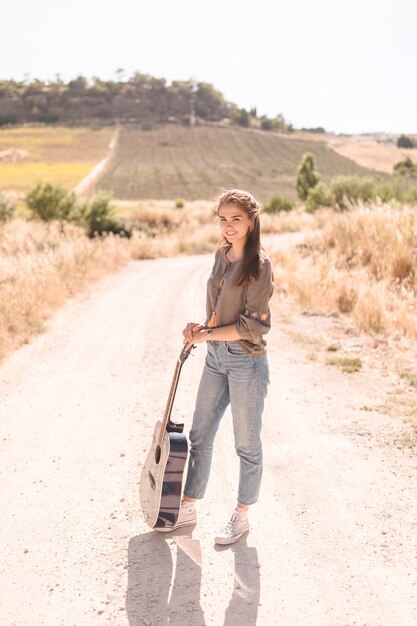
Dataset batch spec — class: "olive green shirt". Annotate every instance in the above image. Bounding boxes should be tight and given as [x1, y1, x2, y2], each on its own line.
[206, 245, 274, 355]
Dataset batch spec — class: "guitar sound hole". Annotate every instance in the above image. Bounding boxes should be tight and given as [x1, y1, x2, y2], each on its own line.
[155, 445, 161, 464]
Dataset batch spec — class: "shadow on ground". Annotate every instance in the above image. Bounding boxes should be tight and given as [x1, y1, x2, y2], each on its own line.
[126, 531, 260, 625]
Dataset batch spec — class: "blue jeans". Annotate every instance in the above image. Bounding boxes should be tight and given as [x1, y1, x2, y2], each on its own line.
[184, 341, 270, 505]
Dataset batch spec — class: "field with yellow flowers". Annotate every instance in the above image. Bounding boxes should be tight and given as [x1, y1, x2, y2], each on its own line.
[0, 126, 114, 194]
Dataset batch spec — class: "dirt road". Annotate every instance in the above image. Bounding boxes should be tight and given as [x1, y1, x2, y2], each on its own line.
[0, 252, 416, 626]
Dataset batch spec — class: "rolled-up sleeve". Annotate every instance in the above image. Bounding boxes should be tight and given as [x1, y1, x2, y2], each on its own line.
[235, 258, 274, 344]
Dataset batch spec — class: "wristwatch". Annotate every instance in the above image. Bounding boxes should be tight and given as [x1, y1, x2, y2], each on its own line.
[206, 328, 213, 336]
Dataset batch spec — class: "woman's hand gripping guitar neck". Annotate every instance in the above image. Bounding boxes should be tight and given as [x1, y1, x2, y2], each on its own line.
[182, 322, 241, 351]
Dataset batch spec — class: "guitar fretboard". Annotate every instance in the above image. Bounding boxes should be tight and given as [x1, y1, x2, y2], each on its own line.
[157, 359, 183, 448]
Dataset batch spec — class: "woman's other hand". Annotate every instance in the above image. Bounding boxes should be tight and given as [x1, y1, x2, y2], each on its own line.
[182, 322, 204, 346]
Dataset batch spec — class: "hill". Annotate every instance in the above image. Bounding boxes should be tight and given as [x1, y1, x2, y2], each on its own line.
[0, 75, 290, 132]
[329, 137, 417, 174]
[98, 124, 380, 201]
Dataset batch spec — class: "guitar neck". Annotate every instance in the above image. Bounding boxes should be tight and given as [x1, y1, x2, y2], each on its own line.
[158, 359, 183, 443]
[157, 344, 194, 447]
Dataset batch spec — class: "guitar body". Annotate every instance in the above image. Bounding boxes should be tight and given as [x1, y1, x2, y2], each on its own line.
[140, 420, 188, 530]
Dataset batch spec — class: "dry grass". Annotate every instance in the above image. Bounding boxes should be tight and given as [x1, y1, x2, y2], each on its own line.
[326, 356, 362, 373]
[0, 200, 219, 360]
[375, 389, 417, 450]
[380, 390, 417, 420]
[329, 138, 417, 175]
[116, 199, 309, 256]
[260, 209, 317, 233]
[0, 195, 309, 361]
[274, 205, 417, 339]
[116, 199, 219, 258]
[0, 126, 113, 194]
[0, 219, 130, 360]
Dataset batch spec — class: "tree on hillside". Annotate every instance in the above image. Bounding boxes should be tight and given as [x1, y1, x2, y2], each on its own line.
[301, 127, 326, 134]
[235, 108, 250, 127]
[194, 82, 226, 120]
[260, 117, 273, 131]
[296, 153, 321, 201]
[68, 75, 88, 93]
[397, 135, 414, 149]
[394, 157, 417, 176]
[0, 73, 294, 129]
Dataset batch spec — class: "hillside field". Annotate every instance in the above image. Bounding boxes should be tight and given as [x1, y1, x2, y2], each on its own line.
[0, 126, 114, 193]
[329, 137, 417, 174]
[98, 124, 378, 201]
[0, 123, 389, 201]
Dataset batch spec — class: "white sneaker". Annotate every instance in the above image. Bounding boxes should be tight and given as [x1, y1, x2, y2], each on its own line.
[153, 501, 197, 532]
[215, 507, 250, 545]
[175, 501, 197, 529]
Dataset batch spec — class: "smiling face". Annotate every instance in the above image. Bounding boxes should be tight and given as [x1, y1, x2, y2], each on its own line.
[217, 203, 252, 247]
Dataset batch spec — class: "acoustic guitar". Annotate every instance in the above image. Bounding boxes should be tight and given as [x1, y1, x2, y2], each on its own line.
[140, 344, 194, 531]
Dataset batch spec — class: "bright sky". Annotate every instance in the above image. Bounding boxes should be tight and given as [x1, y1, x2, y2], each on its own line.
[2, 0, 416, 134]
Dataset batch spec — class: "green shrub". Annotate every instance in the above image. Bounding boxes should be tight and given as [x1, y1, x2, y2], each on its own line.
[81, 192, 129, 238]
[0, 113, 18, 126]
[175, 198, 185, 208]
[325, 175, 417, 208]
[330, 176, 376, 210]
[306, 182, 334, 212]
[26, 182, 77, 224]
[296, 153, 321, 201]
[0, 193, 16, 222]
[300, 127, 326, 134]
[37, 112, 60, 124]
[394, 157, 417, 176]
[260, 114, 291, 133]
[375, 179, 402, 203]
[403, 186, 417, 205]
[373, 178, 417, 205]
[263, 193, 295, 213]
[397, 135, 414, 149]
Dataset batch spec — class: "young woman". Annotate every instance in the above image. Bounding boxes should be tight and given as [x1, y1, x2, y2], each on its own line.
[159, 189, 274, 544]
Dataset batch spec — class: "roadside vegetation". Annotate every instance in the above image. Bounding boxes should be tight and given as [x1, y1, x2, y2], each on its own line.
[273, 204, 417, 339]
[268, 153, 417, 340]
[0, 188, 220, 359]
[0, 171, 322, 361]
[1, 130, 417, 379]
[0, 218, 130, 360]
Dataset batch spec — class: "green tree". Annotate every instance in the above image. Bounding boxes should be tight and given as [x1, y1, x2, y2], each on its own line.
[194, 82, 226, 120]
[397, 135, 414, 149]
[26, 182, 77, 228]
[394, 157, 417, 176]
[260, 117, 273, 131]
[236, 109, 250, 127]
[81, 192, 128, 238]
[68, 75, 88, 92]
[296, 153, 321, 201]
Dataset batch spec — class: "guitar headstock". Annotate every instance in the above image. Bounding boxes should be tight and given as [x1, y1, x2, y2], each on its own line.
[179, 344, 195, 363]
